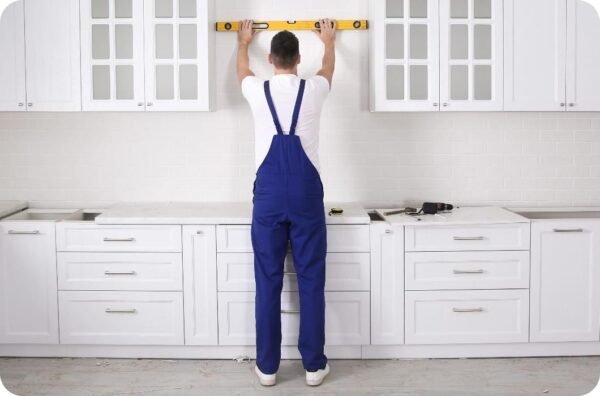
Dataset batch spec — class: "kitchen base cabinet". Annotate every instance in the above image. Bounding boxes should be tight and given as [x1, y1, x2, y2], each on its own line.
[0, 222, 59, 344]
[530, 221, 600, 342]
[217, 292, 370, 346]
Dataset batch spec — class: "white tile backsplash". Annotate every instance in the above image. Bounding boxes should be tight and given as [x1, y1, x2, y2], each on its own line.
[1, 0, 600, 207]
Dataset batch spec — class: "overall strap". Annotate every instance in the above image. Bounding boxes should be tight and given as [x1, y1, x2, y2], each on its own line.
[264, 81, 284, 135]
[289, 79, 306, 136]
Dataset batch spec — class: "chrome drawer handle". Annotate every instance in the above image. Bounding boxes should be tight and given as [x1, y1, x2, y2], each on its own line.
[553, 228, 583, 233]
[284, 271, 297, 275]
[281, 309, 300, 314]
[453, 236, 485, 241]
[385, 230, 394, 234]
[104, 270, 137, 276]
[105, 308, 137, 314]
[453, 269, 484, 274]
[196, 230, 204, 235]
[453, 307, 484, 313]
[8, 230, 40, 235]
[103, 237, 136, 242]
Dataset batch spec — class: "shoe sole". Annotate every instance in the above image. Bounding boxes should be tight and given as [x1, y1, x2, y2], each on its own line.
[306, 365, 330, 387]
[255, 366, 276, 387]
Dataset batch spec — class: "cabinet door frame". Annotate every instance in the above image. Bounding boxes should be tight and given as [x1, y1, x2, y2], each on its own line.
[439, 0, 504, 111]
[0, 1, 26, 112]
[370, 0, 440, 112]
[24, 0, 81, 111]
[80, 0, 146, 111]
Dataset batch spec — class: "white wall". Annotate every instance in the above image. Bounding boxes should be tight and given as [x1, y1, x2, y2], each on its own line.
[0, 0, 599, 207]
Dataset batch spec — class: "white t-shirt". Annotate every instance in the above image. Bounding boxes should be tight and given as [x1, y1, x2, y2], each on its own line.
[241, 74, 330, 172]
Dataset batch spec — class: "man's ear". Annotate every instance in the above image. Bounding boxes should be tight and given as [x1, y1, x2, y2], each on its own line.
[297, 54, 301, 65]
[268, 54, 273, 65]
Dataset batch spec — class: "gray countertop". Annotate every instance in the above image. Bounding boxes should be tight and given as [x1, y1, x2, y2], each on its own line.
[0, 201, 27, 219]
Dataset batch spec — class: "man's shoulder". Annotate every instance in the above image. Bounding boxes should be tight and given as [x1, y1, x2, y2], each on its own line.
[241, 76, 264, 98]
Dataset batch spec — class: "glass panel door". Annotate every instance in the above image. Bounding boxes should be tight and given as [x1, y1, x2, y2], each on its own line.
[382, 0, 439, 110]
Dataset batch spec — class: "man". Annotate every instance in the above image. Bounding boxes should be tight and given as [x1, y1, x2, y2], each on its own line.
[237, 19, 336, 387]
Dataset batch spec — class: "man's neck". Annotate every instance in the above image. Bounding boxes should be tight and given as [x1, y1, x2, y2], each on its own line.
[274, 68, 298, 76]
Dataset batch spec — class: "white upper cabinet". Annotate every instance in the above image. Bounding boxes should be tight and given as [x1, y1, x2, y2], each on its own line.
[370, 0, 440, 111]
[80, 0, 146, 111]
[504, 0, 567, 111]
[439, 0, 503, 111]
[24, 0, 82, 111]
[566, 0, 600, 111]
[0, 1, 26, 112]
[80, 0, 214, 111]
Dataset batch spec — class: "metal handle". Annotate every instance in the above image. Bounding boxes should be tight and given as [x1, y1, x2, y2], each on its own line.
[196, 230, 204, 235]
[453, 307, 484, 313]
[281, 309, 300, 314]
[453, 269, 484, 274]
[103, 237, 136, 242]
[560, 103, 566, 107]
[18, 102, 24, 107]
[105, 308, 137, 314]
[433, 102, 439, 107]
[137, 102, 144, 106]
[104, 270, 137, 276]
[442, 103, 449, 107]
[147, 102, 153, 107]
[453, 236, 485, 241]
[284, 271, 297, 275]
[553, 228, 583, 233]
[27, 103, 32, 107]
[385, 230, 394, 235]
[8, 230, 41, 235]
[569, 103, 575, 107]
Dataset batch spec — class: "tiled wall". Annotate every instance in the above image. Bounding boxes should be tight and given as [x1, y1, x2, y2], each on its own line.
[0, 0, 599, 207]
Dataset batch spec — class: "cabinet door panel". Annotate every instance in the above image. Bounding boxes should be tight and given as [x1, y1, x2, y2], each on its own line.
[504, 0, 567, 111]
[0, 1, 26, 111]
[24, 0, 81, 111]
[440, 0, 503, 111]
[530, 221, 600, 342]
[566, 0, 600, 111]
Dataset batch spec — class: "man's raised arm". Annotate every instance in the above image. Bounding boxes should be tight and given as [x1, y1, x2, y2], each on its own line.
[314, 18, 336, 88]
[237, 19, 256, 83]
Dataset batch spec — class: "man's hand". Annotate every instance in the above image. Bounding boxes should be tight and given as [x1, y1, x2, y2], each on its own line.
[238, 19, 256, 46]
[315, 18, 336, 88]
[237, 20, 257, 83]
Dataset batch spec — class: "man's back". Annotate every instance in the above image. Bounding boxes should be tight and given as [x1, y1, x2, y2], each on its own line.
[242, 74, 330, 172]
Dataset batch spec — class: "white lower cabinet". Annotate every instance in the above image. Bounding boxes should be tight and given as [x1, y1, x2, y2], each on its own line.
[530, 221, 600, 342]
[0, 222, 59, 344]
[59, 291, 183, 345]
[217, 292, 370, 346]
[182, 226, 218, 345]
[405, 289, 530, 344]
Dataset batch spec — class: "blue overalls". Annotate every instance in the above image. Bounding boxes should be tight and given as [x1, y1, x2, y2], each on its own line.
[252, 79, 328, 375]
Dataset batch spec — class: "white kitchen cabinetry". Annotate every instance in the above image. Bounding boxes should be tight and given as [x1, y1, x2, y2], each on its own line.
[24, 0, 81, 111]
[566, 0, 600, 111]
[504, 0, 567, 111]
[370, 223, 405, 345]
[0, 1, 26, 111]
[0, 222, 59, 344]
[182, 226, 218, 345]
[530, 221, 600, 342]
[439, 0, 503, 111]
[80, 0, 214, 111]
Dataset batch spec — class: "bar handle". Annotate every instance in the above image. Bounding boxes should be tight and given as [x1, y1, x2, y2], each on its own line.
[453, 236, 485, 241]
[104, 270, 137, 276]
[553, 228, 583, 233]
[452, 307, 484, 313]
[8, 230, 41, 235]
[105, 308, 137, 314]
[281, 309, 300, 314]
[453, 269, 485, 274]
[103, 237, 136, 242]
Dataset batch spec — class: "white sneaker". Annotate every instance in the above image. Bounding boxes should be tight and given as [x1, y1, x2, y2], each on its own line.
[255, 365, 276, 386]
[306, 363, 330, 386]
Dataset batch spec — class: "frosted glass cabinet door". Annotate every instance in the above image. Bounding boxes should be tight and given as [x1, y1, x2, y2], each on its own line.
[80, 0, 145, 111]
[24, 0, 81, 111]
[566, 0, 600, 111]
[0, 1, 26, 112]
[144, 0, 213, 111]
[369, 0, 440, 111]
[504, 0, 567, 111]
[440, 0, 503, 111]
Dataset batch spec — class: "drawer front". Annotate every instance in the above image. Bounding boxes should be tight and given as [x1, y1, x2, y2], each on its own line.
[217, 253, 370, 292]
[217, 292, 370, 346]
[405, 223, 530, 252]
[405, 251, 530, 290]
[57, 253, 183, 291]
[59, 291, 183, 345]
[217, 225, 370, 253]
[57, 225, 182, 252]
[405, 290, 529, 344]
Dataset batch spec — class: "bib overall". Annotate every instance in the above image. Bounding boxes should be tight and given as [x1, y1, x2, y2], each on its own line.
[251, 79, 328, 374]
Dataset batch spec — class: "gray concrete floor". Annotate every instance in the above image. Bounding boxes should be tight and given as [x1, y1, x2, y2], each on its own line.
[0, 357, 599, 396]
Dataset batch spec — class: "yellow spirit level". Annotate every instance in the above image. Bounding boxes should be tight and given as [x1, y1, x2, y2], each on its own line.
[216, 20, 369, 32]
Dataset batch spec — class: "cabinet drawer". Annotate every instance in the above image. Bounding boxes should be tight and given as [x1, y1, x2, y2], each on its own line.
[58, 291, 183, 345]
[405, 290, 529, 344]
[405, 223, 530, 252]
[216, 225, 370, 253]
[57, 224, 182, 252]
[57, 253, 183, 291]
[217, 253, 370, 292]
[405, 251, 530, 290]
[217, 292, 370, 346]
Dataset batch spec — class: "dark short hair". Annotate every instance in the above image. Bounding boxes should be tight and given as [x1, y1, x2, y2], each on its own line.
[271, 31, 300, 69]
